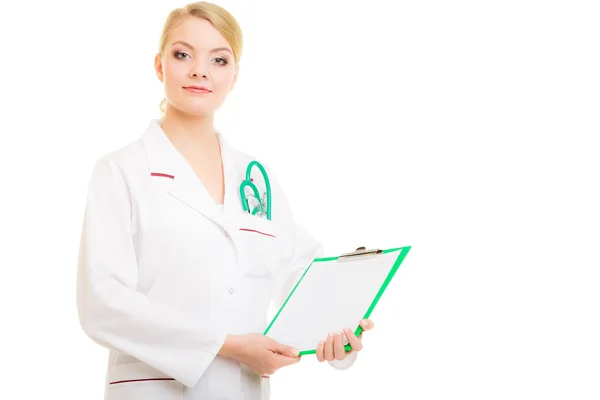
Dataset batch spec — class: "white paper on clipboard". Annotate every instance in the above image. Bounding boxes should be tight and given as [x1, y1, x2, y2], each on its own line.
[263, 246, 410, 354]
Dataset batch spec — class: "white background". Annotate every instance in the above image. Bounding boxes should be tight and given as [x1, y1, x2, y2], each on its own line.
[1, 0, 599, 398]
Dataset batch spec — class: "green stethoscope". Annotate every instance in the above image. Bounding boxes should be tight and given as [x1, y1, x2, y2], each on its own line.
[239, 161, 272, 220]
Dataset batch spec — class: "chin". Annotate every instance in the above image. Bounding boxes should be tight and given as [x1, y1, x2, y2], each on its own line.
[186, 108, 218, 117]
[173, 103, 219, 117]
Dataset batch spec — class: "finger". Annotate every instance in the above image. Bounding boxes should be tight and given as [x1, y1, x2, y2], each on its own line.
[272, 342, 300, 358]
[324, 332, 335, 361]
[276, 353, 301, 367]
[316, 340, 325, 362]
[333, 331, 346, 360]
[344, 327, 363, 352]
[361, 319, 375, 331]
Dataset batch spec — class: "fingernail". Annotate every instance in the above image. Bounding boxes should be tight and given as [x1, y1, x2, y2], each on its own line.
[291, 348, 299, 356]
[328, 332, 334, 337]
[336, 331, 342, 336]
[362, 320, 368, 326]
[344, 328, 351, 333]
[319, 341, 324, 346]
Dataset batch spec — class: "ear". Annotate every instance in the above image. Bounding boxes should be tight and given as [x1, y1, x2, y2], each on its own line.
[154, 53, 164, 83]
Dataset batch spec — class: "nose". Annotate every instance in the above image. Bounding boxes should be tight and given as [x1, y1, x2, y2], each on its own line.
[189, 58, 209, 79]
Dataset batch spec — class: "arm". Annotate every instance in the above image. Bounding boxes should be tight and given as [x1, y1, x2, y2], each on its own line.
[76, 157, 228, 388]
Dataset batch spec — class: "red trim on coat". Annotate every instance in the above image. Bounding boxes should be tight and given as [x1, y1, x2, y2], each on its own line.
[239, 228, 276, 238]
[151, 172, 175, 179]
[109, 378, 175, 385]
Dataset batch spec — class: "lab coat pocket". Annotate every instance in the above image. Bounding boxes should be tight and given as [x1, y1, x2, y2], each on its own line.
[233, 213, 281, 278]
[107, 362, 183, 400]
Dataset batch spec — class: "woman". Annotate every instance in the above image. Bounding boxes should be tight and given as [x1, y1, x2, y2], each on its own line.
[76, 2, 374, 399]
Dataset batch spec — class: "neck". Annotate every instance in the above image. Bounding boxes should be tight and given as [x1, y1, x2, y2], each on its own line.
[160, 106, 220, 160]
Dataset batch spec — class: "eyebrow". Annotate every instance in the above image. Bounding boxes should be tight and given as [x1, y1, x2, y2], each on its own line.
[171, 40, 232, 54]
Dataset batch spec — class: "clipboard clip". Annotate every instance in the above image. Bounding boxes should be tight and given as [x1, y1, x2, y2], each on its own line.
[338, 246, 383, 261]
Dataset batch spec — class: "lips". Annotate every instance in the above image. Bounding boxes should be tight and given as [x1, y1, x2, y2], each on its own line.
[184, 86, 211, 93]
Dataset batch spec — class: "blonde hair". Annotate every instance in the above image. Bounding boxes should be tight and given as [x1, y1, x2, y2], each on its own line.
[157, 1, 243, 115]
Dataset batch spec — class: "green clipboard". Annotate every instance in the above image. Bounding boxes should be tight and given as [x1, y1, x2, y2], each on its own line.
[263, 245, 411, 356]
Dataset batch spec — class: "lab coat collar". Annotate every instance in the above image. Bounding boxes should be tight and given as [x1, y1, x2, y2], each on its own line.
[141, 118, 241, 227]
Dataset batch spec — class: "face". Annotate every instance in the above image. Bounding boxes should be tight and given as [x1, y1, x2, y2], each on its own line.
[155, 17, 238, 117]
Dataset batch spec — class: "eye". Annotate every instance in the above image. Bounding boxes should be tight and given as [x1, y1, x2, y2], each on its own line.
[174, 51, 190, 59]
[213, 57, 228, 66]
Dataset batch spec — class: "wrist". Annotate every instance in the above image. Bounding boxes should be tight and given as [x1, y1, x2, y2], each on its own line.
[219, 334, 243, 359]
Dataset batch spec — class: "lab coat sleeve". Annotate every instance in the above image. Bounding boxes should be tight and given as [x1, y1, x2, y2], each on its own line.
[76, 157, 227, 389]
[269, 169, 323, 312]
[269, 171, 358, 370]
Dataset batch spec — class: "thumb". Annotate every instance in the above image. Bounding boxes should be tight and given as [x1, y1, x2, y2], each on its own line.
[273, 342, 300, 358]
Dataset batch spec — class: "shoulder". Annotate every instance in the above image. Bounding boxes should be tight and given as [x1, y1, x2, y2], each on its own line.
[84, 136, 147, 197]
[94, 138, 144, 173]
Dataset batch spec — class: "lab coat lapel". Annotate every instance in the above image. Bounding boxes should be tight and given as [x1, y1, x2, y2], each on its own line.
[219, 133, 244, 219]
[141, 119, 236, 227]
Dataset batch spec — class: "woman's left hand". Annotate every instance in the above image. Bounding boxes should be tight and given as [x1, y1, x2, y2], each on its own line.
[316, 319, 374, 362]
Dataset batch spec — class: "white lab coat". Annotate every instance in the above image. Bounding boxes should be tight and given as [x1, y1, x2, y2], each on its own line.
[76, 119, 357, 400]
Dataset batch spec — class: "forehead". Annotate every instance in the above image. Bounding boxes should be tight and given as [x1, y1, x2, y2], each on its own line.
[169, 17, 231, 51]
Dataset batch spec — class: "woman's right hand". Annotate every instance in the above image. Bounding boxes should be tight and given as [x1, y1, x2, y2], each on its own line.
[219, 333, 301, 376]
